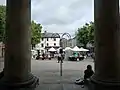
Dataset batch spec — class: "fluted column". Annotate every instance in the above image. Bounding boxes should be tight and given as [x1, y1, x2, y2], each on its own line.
[90, 0, 120, 90]
[0, 0, 38, 88]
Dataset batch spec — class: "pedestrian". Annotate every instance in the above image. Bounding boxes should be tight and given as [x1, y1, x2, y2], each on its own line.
[57, 53, 61, 63]
[42, 53, 45, 60]
[84, 65, 94, 80]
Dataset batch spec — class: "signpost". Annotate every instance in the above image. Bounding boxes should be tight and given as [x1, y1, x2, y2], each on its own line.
[59, 48, 63, 76]
[52, 33, 71, 76]
[60, 58, 62, 76]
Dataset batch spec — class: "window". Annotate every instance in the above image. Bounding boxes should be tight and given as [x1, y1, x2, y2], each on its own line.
[41, 50, 44, 53]
[54, 38, 56, 41]
[41, 44, 44, 47]
[47, 38, 49, 41]
[54, 43, 56, 46]
[42, 38, 44, 41]
[47, 43, 49, 46]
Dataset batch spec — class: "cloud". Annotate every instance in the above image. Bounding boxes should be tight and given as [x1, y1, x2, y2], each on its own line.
[32, 0, 94, 36]
[0, 0, 5, 5]
[0, 0, 94, 37]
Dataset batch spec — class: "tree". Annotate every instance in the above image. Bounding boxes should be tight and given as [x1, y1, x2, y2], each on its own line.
[31, 21, 42, 49]
[87, 22, 94, 43]
[0, 5, 6, 42]
[76, 22, 94, 47]
[0, 5, 42, 48]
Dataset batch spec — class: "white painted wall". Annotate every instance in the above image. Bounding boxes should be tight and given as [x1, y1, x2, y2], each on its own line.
[35, 38, 60, 53]
[40, 38, 60, 47]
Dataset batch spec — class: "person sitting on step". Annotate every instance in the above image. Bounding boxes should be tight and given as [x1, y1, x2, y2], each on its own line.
[75, 65, 94, 85]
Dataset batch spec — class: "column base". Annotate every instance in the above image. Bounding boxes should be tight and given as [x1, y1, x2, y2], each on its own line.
[89, 75, 120, 90]
[0, 73, 39, 89]
[0, 70, 4, 79]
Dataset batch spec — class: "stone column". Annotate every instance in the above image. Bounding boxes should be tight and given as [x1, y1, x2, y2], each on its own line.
[91, 0, 120, 89]
[0, 0, 38, 88]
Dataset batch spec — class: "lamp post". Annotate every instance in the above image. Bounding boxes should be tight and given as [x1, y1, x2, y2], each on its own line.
[60, 33, 71, 76]
[52, 33, 71, 76]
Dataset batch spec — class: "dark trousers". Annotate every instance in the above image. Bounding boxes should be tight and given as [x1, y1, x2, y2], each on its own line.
[58, 57, 63, 63]
[58, 56, 61, 63]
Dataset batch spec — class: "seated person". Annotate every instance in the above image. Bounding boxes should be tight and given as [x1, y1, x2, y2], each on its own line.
[75, 65, 94, 85]
[84, 65, 94, 80]
[0, 69, 4, 79]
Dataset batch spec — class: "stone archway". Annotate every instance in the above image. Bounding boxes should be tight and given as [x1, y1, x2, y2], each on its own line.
[60, 33, 71, 48]
[61, 33, 71, 39]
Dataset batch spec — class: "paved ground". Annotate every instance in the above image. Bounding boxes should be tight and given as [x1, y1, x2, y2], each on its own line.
[32, 58, 94, 90]
[0, 58, 94, 90]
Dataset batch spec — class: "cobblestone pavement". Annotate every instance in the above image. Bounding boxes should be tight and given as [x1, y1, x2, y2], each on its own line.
[0, 58, 94, 90]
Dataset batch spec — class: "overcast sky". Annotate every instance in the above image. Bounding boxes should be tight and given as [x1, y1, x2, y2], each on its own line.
[0, 0, 94, 37]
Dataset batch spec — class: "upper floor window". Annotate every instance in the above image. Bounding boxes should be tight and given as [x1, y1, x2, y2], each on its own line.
[47, 38, 49, 41]
[54, 43, 56, 46]
[54, 38, 56, 41]
[42, 38, 44, 41]
[41, 43, 44, 47]
[47, 43, 49, 46]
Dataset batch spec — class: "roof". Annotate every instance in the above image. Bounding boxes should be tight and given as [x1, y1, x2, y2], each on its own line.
[45, 46, 60, 49]
[67, 37, 77, 41]
[42, 33, 60, 38]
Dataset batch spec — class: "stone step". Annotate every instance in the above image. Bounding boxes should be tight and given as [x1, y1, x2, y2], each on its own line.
[35, 84, 88, 90]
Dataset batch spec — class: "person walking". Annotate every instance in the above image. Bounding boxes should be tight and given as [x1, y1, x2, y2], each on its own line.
[57, 53, 61, 63]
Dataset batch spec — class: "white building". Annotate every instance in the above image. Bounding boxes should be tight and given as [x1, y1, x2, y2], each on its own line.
[35, 31, 60, 54]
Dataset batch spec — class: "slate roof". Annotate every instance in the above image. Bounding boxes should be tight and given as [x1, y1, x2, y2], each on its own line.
[41, 33, 60, 38]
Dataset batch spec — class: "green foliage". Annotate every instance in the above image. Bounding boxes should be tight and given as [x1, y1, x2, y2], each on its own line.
[31, 21, 42, 46]
[76, 21, 94, 47]
[0, 5, 6, 42]
[0, 5, 42, 46]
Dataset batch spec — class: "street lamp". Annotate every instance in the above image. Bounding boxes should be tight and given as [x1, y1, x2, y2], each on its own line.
[52, 33, 71, 76]
[59, 33, 71, 76]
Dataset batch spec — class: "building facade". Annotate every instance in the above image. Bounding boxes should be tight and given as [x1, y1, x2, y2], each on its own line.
[66, 37, 77, 48]
[35, 32, 60, 54]
[61, 38, 68, 49]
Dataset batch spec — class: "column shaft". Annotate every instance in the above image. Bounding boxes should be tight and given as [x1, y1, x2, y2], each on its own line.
[91, 0, 120, 87]
[5, 0, 31, 81]
[0, 0, 38, 88]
